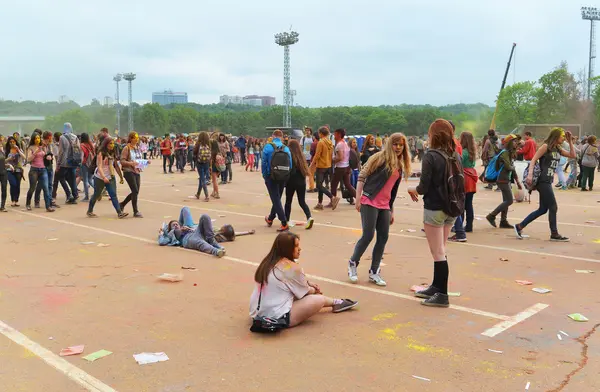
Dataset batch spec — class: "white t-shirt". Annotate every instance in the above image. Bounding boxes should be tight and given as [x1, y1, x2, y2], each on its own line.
[249, 259, 310, 319]
[301, 136, 312, 161]
[335, 140, 350, 168]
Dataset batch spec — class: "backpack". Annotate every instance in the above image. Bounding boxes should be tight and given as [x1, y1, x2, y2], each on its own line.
[215, 153, 226, 172]
[269, 143, 291, 182]
[523, 161, 541, 192]
[430, 149, 465, 218]
[484, 150, 505, 183]
[66, 135, 82, 167]
[197, 145, 211, 164]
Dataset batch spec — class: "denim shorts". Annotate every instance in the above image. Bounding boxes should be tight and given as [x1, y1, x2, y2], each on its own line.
[423, 209, 456, 227]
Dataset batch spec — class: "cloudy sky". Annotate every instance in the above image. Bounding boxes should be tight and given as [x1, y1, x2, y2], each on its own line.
[0, 0, 592, 107]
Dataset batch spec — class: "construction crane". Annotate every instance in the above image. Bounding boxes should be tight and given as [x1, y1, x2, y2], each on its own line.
[490, 43, 517, 130]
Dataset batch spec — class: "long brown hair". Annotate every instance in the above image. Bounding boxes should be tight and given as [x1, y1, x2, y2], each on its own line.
[194, 131, 210, 156]
[362, 134, 375, 154]
[287, 140, 309, 177]
[544, 127, 565, 150]
[254, 232, 299, 284]
[360, 132, 411, 178]
[460, 131, 476, 161]
[428, 119, 455, 156]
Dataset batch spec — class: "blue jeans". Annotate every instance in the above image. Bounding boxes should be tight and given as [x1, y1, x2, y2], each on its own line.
[7, 171, 22, 202]
[351, 168, 359, 189]
[26, 167, 51, 208]
[81, 165, 94, 199]
[254, 153, 259, 170]
[179, 207, 222, 255]
[88, 177, 121, 214]
[196, 163, 209, 198]
[452, 215, 466, 238]
[265, 178, 286, 225]
[35, 166, 54, 205]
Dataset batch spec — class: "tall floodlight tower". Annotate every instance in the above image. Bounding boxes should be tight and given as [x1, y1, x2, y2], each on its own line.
[113, 74, 122, 134]
[274, 30, 299, 128]
[582, 7, 600, 100]
[123, 73, 136, 132]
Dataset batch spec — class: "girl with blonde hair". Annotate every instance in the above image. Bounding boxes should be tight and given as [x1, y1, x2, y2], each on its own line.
[347, 133, 411, 287]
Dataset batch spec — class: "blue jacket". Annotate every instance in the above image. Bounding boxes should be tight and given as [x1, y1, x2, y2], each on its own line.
[236, 137, 247, 150]
[261, 138, 292, 180]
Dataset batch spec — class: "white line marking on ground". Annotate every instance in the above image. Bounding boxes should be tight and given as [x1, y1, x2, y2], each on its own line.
[0, 320, 117, 392]
[13, 211, 511, 322]
[139, 198, 600, 264]
[480, 303, 550, 337]
[158, 184, 599, 228]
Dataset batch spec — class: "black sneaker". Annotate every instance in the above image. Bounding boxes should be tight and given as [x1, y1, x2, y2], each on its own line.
[421, 292, 450, 308]
[486, 214, 497, 228]
[448, 234, 467, 243]
[499, 220, 514, 229]
[34, 203, 40, 209]
[415, 286, 441, 299]
[514, 224, 523, 239]
[550, 234, 569, 242]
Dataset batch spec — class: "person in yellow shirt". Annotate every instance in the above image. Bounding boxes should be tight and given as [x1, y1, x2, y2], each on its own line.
[310, 126, 337, 210]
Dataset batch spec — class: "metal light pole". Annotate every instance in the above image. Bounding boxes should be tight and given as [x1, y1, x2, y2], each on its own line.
[123, 73, 136, 132]
[582, 7, 600, 100]
[113, 74, 122, 135]
[275, 30, 299, 128]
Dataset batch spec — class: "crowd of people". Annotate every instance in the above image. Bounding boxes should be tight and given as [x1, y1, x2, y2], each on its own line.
[1, 121, 598, 330]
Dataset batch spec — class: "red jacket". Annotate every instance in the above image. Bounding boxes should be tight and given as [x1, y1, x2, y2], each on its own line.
[518, 138, 537, 160]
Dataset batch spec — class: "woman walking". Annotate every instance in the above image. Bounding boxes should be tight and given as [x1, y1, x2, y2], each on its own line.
[284, 140, 314, 230]
[87, 137, 127, 218]
[217, 134, 231, 184]
[580, 135, 599, 191]
[193, 132, 211, 201]
[309, 126, 336, 210]
[80, 133, 95, 202]
[245, 142, 255, 172]
[5, 136, 25, 207]
[514, 128, 575, 241]
[408, 119, 463, 307]
[210, 140, 222, 199]
[348, 137, 361, 190]
[120, 131, 147, 218]
[348, 133, 411, 287]
[25, 133, 54, 212]
[460, 131, 478, 232]
[486, 134, 522, 229]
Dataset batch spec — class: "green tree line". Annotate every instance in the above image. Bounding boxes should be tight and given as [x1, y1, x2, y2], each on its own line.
[0, 99, 493, 138]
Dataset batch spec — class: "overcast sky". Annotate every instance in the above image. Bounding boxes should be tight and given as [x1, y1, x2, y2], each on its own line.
[0, 0, 592, 107]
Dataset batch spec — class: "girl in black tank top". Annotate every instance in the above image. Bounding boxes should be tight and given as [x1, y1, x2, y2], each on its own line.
[514, 128, 576, 242]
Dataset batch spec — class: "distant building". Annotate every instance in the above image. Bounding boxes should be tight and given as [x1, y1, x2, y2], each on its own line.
[220, 95, 243, 105]
[152, 90, 188, 105]
[103, 96, 114, 106]
[220, 94, 275, 106]
[58, 95, 69, 103]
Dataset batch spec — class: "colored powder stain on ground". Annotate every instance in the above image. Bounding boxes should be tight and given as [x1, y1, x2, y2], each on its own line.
[372, 312, 397, 321]
[21, 348, 36, 359]
[476, 360, 523, 379]
[42, 291, 72, 309]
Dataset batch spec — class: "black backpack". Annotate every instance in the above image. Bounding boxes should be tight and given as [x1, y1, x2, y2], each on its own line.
[270, 143, 291, 182]
[430, 149, 465, 218]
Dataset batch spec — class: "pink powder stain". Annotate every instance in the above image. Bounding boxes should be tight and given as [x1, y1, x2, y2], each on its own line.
[42, 291, 72, 309]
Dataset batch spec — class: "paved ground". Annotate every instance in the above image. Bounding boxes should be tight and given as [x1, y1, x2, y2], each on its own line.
[1, 162, 599, 392]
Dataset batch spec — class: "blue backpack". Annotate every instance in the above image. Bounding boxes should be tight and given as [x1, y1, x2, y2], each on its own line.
[484, 149, 505, 183]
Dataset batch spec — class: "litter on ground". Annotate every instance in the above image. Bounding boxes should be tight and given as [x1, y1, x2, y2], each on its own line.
[133, 352, 170, 365]
[568, 313, 589, 322]
[59, 345, 85, 357]
[157, 273, 183, 282]
[515, 280, 533, 285]
[532, 288, 551, 294]
[82, 349, 112, 362]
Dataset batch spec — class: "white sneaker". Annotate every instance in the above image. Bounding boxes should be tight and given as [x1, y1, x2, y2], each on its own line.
[348, 261, 358, 283]
[369, 271, 387, 287]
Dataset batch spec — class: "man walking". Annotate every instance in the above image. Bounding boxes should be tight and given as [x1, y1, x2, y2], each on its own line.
[236, 134, 247, 165]
[262, 129, 292, 231]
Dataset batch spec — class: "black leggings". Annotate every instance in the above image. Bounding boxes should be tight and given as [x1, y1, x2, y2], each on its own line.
[0, 173, 7, 208]
[122, 171, 141, 213]
[519, 182, 558, 234]
[284, 177, 311, 221]
[315, 168, 333, 204]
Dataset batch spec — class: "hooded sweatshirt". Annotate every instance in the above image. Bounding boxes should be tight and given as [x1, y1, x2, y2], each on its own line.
[313, 137, 333, 169]
[57, 122, 78, 167]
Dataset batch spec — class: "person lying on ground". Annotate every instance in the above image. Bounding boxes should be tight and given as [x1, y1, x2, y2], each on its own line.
[249, 231, 358, 329]
[158, 206, 255, 257]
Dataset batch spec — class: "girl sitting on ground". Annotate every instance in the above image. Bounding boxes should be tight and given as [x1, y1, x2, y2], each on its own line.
[250, 232, 358, 329]
[158, 206, 255, 257]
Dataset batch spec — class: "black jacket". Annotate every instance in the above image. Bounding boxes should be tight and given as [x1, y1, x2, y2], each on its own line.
[416, 150, 461, 211]
[362, 165, 401, 211]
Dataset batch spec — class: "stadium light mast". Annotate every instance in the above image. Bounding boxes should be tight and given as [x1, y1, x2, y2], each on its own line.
[275, 30, 299, 128]
[113, 74, 122, 135]
[582, 7, 600, 100]
[123, 73, 136, 132]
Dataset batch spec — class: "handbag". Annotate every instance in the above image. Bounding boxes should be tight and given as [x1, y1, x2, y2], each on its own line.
[250, 284, 289, 333]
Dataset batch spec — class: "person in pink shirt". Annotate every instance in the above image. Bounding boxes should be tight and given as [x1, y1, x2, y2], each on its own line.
[331, 128, 356, 205]
[347, 133, 412, 286]
[25, 133, 54, 212]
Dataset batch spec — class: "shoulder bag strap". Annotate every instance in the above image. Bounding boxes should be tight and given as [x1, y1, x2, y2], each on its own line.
[256, 283, 263, 312]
